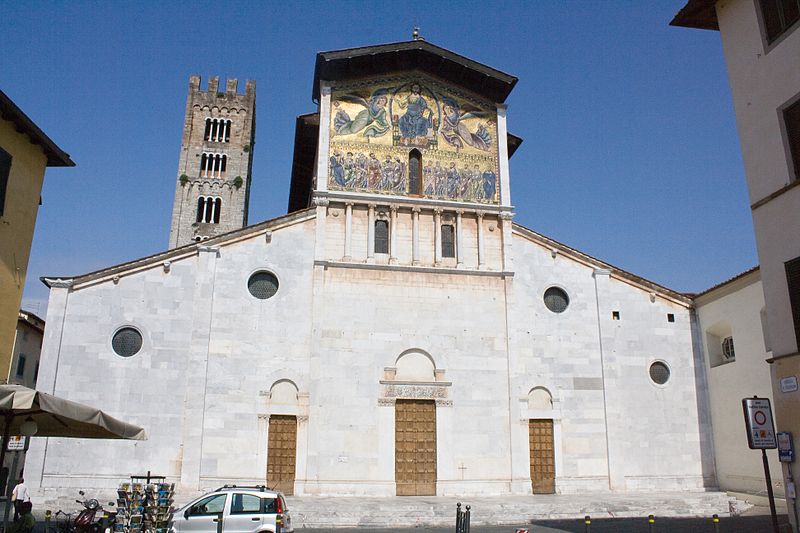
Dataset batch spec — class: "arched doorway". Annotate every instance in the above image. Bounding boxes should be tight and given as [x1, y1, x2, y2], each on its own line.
[528, 387, 555, 494]
[393, 350, 438, 496]
[267, 380, 299, 495]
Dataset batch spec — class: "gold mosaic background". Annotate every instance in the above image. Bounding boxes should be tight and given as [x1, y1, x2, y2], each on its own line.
[328, 76, 499, 204]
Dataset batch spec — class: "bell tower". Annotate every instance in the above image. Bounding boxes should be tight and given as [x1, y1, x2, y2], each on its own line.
[168, 75, 256, 248]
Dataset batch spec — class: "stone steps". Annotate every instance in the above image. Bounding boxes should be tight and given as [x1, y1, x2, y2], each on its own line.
[284, 492, 742, 528]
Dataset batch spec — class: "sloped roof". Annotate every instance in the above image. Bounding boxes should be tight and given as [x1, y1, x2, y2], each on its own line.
[0, 89, 75, 167]
[313, 40, 518, 103]
[512, 223, 694, 306]
[42, 208, 316, 288]
[44, 206, 691, 307]
[670, 0, 719, 30]
[691, 265, 760, 300]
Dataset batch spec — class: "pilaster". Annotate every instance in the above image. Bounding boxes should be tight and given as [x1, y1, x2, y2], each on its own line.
[434, 209, 443, 266]
[389, 205, 398, 264]
[367, 204, 376, 263]
[456, 210, 464, 268]
[179, 246, 219, 491]
[315, 83, 332, 193]
[411, 207, 421, 265]
[496, 104, 512, 207]
[25, 280, 72, 493]
[344, 203, 353, 261]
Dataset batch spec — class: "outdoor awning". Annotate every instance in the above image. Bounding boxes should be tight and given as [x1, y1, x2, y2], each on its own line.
[0, 385, 146, 440]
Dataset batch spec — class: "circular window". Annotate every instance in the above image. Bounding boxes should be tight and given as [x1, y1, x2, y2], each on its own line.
[112, 327, 143, 358]
[649, 361, 671, 385]
[543, 287, 569, 313]
[248, 271, 279, 300]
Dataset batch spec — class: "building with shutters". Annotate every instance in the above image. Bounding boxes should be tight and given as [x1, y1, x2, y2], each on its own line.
[27, 40, 718, 501]
[672, 0, 800, 528]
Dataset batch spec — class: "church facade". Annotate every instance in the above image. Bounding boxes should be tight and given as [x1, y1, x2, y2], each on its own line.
[26, 40, 715, 500]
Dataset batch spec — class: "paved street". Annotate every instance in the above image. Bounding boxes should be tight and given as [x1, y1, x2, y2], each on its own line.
[300, 514, 791, 532]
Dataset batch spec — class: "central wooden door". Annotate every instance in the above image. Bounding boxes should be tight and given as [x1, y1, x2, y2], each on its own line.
[529, 418, 555, 494]
[395, 399, 437, 496]
[267, 415, 297, 495]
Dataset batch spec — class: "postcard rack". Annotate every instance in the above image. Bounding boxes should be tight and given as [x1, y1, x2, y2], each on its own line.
[116, 473, 174, 533]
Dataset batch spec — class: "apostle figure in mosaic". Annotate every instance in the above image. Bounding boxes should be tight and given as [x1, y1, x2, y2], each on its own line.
[330, 151, 345, 187]
[440, 98, 493, 151]
[333, 90, 390, 138]
[482, 169, 497, 201]
[397, 83, 433, 141]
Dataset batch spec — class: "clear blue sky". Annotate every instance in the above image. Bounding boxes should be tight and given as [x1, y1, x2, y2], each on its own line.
[2, 1, 756, 315]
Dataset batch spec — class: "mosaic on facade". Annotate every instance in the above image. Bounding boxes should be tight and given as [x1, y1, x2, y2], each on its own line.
[329, 77, 500, 204]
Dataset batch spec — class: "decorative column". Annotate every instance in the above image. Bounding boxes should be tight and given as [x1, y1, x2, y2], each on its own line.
[499, 211, 514, 272]
[477, 211, 485, 269]
[344, 203, 353, 261]
[433, 209, 442, 266]
[412, 207, 421, 265]
[456, 210, 464, 268]
[367, 204, 376, 263]
[389, 205, 398, 264]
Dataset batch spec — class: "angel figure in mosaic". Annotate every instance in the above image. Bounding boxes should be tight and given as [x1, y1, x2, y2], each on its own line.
[440, 98, 493, 151]
[333, 89, 391, 138]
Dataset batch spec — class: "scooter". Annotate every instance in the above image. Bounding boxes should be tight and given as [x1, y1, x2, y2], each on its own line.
[71, 491, 117, 533]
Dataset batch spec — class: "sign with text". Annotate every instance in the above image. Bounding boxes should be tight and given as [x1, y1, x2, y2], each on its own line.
[6, 436, 27, 451]
[778, 432, 795, 462]
[742, 397, 777, 449]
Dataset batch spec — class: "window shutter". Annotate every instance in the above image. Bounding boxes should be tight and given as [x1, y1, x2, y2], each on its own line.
[785, 98, 800, 180]
[786, 256, 800, 349]
[0, 146, 12, 218]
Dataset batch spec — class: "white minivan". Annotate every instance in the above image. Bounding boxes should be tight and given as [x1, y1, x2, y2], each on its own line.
[170, 486, 292, 533]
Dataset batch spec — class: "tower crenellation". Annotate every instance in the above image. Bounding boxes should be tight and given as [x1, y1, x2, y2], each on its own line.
[168, 75, 256, 248]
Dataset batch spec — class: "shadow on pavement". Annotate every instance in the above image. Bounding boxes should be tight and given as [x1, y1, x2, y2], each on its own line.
[528, 514, 791, 532]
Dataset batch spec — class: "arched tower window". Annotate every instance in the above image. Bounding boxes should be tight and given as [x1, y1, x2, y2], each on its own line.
[204, 118, 232, 142]
[375, 219, 389, 254]
[200, 153, 227, 178]
[196, 195, 222, 224]
[408, 149, 422, 195]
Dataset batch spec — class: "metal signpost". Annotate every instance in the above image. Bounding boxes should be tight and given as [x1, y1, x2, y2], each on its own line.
[742, 396, 779, 533]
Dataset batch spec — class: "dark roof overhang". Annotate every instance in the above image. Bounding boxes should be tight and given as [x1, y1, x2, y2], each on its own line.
[313, 40, 518, 103]
[0, 90, 75, 167]
[288, 113, 320, 213]
[670, 0, 719, 30]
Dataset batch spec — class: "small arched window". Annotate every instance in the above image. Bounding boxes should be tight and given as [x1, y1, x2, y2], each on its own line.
[204, 119, 212, 141]
[375, 220, 389, 254]
[214, 198, 222, 224]
[408, 149, 423, 195]
[441, 224, 455, 258]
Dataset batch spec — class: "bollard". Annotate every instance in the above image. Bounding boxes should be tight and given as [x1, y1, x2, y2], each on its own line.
[712, 513, 720, 533]
[45, 509, 52, 533]
[648, 514, 655, 532]
[584, 514, 591, 533]
[464, 505, 471, 533]
[456, 502, 462, 532]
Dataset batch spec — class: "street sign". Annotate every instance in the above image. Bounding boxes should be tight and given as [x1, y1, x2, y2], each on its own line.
[778, 432, 795, 462]
[780, 376, 798, 393]
[742, 397, 777, 449]
[5, 436, 26, 451]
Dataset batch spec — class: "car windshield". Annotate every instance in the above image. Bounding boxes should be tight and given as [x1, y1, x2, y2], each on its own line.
[188, 494, 227, 516]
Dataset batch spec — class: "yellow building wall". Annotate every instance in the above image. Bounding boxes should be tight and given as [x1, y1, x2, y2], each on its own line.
[0, 119, 48, 383]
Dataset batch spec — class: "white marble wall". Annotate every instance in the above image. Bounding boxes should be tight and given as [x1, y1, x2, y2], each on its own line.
[27, 207, 714, 503]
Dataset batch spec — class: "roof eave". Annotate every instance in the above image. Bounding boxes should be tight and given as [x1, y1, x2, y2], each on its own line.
[313, 40, 518, 103]
[0, 90, 75, 167]
[670, 0, 720, 30]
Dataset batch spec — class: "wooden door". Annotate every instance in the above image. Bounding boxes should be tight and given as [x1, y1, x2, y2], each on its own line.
[529, 419, 555, 494]
[395, 399, 437, 496]
[267, 415, 297, 495]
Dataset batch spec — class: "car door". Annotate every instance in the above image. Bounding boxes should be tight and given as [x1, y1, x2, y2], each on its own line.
[222, 493, 264, 533]
[177, 493, 228, 533]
